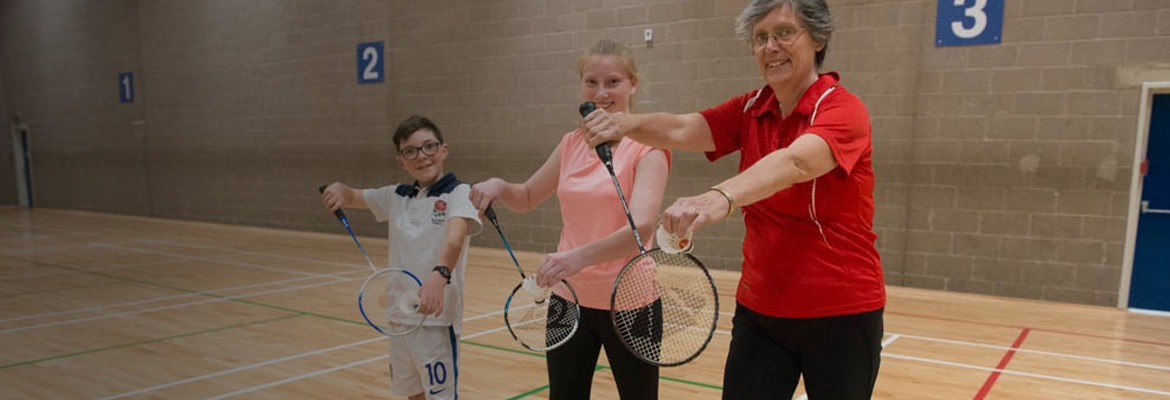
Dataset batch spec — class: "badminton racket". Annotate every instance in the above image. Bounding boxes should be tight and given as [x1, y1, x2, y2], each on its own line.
[484, 205, 581, 352]
[580, 103, 720, 367]
[319, 185, 426, 336]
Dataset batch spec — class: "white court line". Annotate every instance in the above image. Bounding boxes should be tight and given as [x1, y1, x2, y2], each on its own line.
[141, 238, 375, 267]
[716, 310, 1170, 374]
[767, 334, 900, 400]
[2, 240, 357, 282]
[896, 333, 1170, 372]
[881, 334, 901, 348]
[0, 257, 194, 281]
[145, 310, 1169, 399]
[0, 269, 365, 325]
[196, 319, 889, 399]
[1130, 308, 1170, 318]
[0, 274, 367, 334]
[93, 337, 387, 400]
[0, 242, 101, 256]
[718, 318, 1170, 398]
[0, 226, 101, 238]
[198, 323, 511, 400]
[202, 355, 390, 400]
[103, 244, 342, 278]
[2, 239, 369, 323]
[0, 220, 104, 235]
[466, 304, 532, 323]
[882, 352, 1170, 397]
[0, 229, 95, 240]
[98, 308, 509, 400]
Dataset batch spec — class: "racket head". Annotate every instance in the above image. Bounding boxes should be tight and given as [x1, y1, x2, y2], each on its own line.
[504, 278, 581, 352]
[610, 249, 719, 367]
[358, 268, 426, 336]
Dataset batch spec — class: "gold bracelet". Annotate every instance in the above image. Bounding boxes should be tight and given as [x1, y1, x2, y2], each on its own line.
[708, 186, 736, 218]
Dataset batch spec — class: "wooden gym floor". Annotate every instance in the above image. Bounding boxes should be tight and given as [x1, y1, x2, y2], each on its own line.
[1, 208, 1168, 399]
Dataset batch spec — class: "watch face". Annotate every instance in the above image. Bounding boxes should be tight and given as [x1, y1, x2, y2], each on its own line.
[434, 266, 451, 281]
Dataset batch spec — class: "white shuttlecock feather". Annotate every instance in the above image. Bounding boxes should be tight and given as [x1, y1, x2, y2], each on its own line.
[656, 225, 694, 254]
[399, 293, 421, 315]
[522, 276, 550, 304]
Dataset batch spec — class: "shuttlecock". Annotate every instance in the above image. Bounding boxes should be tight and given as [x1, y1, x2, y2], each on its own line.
[656, 224, 694, 254]
[522, 276, 550, 304]
[400, 293, 421, 315]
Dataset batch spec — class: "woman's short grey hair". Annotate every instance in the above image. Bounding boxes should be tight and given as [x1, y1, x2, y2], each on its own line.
[735, 0, 834, 67]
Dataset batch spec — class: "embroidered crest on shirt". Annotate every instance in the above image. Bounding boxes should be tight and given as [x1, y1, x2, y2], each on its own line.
[431, 200, 447, 225]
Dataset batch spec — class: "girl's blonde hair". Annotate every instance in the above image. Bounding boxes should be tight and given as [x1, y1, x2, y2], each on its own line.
[576, 39, 640, 83]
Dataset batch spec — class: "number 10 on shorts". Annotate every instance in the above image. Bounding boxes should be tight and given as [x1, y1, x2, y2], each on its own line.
[425, 361, 448, 386]
[935, 0, 1003, 47]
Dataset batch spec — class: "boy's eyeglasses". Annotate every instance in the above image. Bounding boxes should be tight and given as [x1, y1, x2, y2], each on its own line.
[399, 141, 442, 160]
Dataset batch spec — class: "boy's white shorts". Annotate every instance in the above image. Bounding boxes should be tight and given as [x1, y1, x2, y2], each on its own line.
[389, 325, 459, 399]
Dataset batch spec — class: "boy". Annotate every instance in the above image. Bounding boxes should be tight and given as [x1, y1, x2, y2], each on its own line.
[321, 115, 481, 400]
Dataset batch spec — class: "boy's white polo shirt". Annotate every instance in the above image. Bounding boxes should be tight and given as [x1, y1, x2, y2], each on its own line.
[364, 173, 482, 334]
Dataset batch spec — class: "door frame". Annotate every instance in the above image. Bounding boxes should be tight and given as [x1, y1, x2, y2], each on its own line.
[10, 122, 33, 208]
[1120, 82, 1170, 310]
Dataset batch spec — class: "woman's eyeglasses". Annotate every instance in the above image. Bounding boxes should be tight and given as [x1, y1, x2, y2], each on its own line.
[752, 26, 805, 50]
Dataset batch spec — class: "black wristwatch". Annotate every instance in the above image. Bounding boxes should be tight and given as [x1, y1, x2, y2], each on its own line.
[432, 265, 451, 284]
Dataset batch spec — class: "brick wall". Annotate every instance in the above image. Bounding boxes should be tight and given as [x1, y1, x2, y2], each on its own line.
[0, 0, 150, 214]
[896, 0, 1170, 305]
[3, 0, 1169, 305]
[137, 0, 394, 230]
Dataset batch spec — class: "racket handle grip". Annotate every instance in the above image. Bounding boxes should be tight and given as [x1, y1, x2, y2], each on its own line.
[318, 184, 347, 221]
[579, 101, 614, 167]
[594, 143, 612, 166]
[579, 101, 596, 118]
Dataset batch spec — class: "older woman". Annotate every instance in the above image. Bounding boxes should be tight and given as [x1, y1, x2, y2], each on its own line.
[581, 1, 883, 398]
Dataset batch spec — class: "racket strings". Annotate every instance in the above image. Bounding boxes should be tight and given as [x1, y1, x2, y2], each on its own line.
[360, 270, 425, 336]
[505, 282, 581, 352]
[612, 252, 718, 366]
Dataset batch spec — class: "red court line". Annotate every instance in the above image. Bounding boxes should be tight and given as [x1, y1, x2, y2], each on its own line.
[972, 328, 1031, 400]
[888, 311, 1170, 348]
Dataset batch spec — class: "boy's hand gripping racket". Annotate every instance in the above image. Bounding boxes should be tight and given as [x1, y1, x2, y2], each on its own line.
[580, 103, 720, 367]
[484, 205, 581, 352]
[319, 185, 426, 336]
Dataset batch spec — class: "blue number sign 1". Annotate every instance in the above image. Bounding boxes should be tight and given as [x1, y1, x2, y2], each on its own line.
[119, 72, 134, 103]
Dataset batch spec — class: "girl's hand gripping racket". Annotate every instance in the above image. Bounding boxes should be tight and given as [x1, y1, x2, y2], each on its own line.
[319, 185, 426, 336]
[580, 103, 720, 367]
[484, 205, 581, 352]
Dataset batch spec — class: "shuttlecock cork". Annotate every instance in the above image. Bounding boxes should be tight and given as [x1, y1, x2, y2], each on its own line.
[656, 224, 694, 254]
[522, 276, 550, 304]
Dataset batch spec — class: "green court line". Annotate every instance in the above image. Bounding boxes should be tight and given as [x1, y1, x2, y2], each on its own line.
[4, 256, 724, 395]
[598, 364, 723, 390]
[500, 363, 719, 400]
[4, 255, 227, 296]
[461, 340, 546, 358]
[4, 255, 357, 325]
[505, 384, 550, 400]
[461, 340, 722, 394]
[0, 314, 300, 370]
[0, 280, 128, 299]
